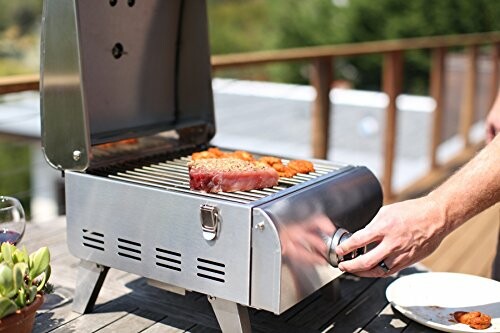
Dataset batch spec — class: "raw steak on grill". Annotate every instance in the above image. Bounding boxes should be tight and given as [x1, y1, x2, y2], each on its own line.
[188, 158, 279, 193]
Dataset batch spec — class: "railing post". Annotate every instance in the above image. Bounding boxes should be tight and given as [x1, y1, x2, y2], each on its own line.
[489, 43, 499, 109]
[429, 47, 446, 169]
[460, 45, 478, 147]
[310, 57, 333, 159]
[382, 51, 403, 202]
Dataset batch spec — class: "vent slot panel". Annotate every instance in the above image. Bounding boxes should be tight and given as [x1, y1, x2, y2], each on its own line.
[197, 258, 225, 283]
[117, 238, 141, 261]
[156, 247, 182, 272]
[82, 229, 104, 251]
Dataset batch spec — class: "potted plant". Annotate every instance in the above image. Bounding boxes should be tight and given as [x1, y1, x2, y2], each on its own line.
[0, 242, 51, 333]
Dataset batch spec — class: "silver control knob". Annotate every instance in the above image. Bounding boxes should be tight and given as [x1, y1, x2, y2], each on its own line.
[324, 228, 366, 267]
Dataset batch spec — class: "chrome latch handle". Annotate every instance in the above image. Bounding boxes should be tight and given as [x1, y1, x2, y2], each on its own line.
[200, 204, 220, 241]
[324, 228, 366, 267]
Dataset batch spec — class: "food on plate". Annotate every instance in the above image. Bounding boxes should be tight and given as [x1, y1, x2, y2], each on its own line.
[188, 158, 279, 193]
[271, 163, 297, 178]
[287, 160, 315, 173]
[453, 311, 492, 330]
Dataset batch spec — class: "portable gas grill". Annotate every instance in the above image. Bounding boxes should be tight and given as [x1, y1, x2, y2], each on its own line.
[40, 0, 383, 331]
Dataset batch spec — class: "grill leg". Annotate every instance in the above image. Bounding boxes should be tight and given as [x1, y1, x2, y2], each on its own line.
[72, 260, 109, 314]
[208, 296, 251, 333]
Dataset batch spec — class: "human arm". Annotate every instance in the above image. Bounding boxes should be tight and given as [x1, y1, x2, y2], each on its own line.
[335, 134, 500, 277]
[486, 90, 500, 143]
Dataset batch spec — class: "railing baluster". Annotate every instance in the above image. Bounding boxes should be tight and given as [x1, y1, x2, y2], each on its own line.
[460, 45, 478, 147]
[489, 42, 499, 109]
[382, 51, 403, 201]
[430, 47, 446, 169]
[310, 57, 333, 159]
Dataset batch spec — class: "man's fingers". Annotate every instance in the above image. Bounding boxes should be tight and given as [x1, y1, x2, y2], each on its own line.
[338, 243, 387, 273]
[335, 228, 381, 256]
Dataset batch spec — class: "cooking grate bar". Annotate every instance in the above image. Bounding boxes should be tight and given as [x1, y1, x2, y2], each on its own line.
[109, 174, 251, 204]
[117, 171, 264, 201]
[105, 154, 343, 203]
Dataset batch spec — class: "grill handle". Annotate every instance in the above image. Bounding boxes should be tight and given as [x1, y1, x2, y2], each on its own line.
[321, 228, 366, 267]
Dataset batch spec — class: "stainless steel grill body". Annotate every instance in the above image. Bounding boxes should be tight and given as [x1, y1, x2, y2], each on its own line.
[65, 155, 381, 314]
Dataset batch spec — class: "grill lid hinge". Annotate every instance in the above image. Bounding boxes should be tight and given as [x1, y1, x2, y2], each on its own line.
[200, 204, 220, 241]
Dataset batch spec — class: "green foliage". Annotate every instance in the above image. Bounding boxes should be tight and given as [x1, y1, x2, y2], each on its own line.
[0, 243, 50, 319]
[208, 0, 276, 54]
[0, 0, 42, 34]
[209, 0, 500, 93]
[0, 141, 31, 216]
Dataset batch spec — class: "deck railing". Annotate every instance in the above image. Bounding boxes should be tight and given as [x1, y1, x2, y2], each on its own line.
[1, 32, 499, 202]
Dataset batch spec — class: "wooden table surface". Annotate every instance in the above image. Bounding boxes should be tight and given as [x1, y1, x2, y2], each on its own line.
[23, 217, 438, 333]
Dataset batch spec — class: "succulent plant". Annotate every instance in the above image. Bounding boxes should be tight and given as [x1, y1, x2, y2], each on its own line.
[0, 243, 51, 319]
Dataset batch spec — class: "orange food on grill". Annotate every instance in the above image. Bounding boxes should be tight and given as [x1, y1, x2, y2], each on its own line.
[97, 138, 139, 149]
[259, 156, 282, 166]
[207, 147, 227, 158]
[288, 160, 315, 174]
[190, 149, 316, 179]
[272, 163, 298, 178]
[453, 311, 491, 330]
[191, 151, 218, 160]
[227, 150, 254, 162]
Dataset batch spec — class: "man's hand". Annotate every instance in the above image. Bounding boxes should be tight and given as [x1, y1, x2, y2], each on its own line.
[486, 91, 500, 143]
[335, 196, 448, 277]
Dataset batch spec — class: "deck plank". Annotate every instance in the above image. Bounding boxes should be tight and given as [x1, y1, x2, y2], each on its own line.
[141, 316, 195, 333]
[48, 299, 138, 333]
[96, 308, 166, 333]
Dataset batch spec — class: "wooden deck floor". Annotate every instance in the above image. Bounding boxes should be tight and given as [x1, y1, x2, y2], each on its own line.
[421, 203, 500, 278]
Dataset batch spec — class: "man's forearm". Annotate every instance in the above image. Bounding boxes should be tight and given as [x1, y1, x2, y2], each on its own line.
[428, 135, 500, 234]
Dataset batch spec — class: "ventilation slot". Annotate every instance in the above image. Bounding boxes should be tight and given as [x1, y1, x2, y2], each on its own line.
[117, 238, 141, 261]
[155, 248, 182, 272]
[82, 229, 104, 251]
[196, 258, 225, 283]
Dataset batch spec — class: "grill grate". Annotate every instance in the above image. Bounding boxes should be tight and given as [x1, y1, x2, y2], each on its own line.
[104, 154, 341, 204]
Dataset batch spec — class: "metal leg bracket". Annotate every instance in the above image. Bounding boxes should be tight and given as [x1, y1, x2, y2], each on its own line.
[208, 296, 252, 333]
[72, 260, 109, 314]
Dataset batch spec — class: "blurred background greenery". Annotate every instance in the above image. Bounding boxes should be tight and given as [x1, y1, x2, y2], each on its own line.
[0, 0, 499, 217]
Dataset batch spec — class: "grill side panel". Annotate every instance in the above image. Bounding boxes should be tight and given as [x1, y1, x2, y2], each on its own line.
[65, 171, 251, 305]
[251, 166, 383, 314]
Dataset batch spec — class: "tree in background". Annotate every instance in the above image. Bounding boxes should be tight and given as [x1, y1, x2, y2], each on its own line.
[209, 0, 500, 93]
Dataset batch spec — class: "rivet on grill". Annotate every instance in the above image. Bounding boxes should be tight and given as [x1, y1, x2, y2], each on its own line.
[109, 0, 117, 6]
[112, 43, 124, 59]
[73, 150, 82, 161]
[127, 0, 135, 7]
[256, 222, 265, 231]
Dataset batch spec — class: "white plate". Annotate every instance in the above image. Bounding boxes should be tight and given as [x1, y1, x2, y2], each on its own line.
[386, 272, 500, 332]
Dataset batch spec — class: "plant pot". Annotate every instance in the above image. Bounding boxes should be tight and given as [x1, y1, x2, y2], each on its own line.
[0, 294, 44, 333]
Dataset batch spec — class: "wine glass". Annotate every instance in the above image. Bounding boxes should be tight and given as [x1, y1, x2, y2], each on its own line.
[0, 196, 26, 245]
